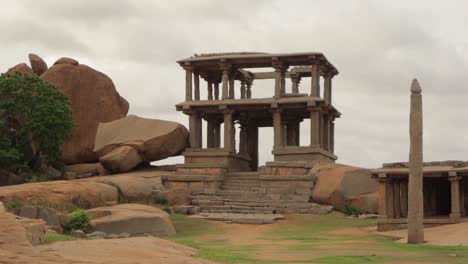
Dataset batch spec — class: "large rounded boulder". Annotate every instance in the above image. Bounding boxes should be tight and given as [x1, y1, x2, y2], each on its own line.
[311, 163, 379, 213]
[94, 115, 189, 173]
[41, 59, 129, 164]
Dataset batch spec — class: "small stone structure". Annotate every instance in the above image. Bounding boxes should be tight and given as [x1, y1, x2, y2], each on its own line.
[372, 161, 468, 231]
[164, 52, 341, 216]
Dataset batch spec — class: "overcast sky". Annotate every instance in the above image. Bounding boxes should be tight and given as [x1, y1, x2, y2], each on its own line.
[1, 0, 467, 168]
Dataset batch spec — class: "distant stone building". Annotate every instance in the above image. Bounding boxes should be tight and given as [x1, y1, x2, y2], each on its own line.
[372, 161, 468, 231]
[175, 52, 340, 172]
[163, 52, 341, 219]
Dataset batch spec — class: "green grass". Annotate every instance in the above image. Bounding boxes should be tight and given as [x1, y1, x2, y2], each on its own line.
[168, 213, 468, 264]
[44, 232, 78, 243]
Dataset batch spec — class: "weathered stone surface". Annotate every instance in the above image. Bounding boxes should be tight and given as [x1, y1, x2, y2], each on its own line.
[99, 145, 143, 173]
[349, 192, 378, 214]
[17, 206, 62, 227]
[0, 169, 23, 186]
[0, 181, 118, 210]
[41, 62, 128, 164]
[18, 218, 46, 245]
[6, 63, 36, 75]
[311, 163, 378, 213]
[28, 53, 48, 75]
[174, 205, 200, 215]
[87, 231, 107, 239]
[65, 163, 110, 177]
[53, 57, 79, 66]
[159, 187, 190, 206]
[87, 204, 176, 237]
[70, 229, 86, 238]
[94, 115, 189, 168]
[79, 169, 166, 202]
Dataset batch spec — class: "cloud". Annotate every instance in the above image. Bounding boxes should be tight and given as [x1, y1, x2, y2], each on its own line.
[1, 0, 467, 168]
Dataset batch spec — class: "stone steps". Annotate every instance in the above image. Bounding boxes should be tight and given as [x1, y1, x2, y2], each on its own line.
[188, 171, 331, 222]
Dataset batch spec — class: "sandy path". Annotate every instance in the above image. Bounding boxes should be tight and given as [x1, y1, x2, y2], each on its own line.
[379, 222, 468, 246]
[37, 237, 216, 264]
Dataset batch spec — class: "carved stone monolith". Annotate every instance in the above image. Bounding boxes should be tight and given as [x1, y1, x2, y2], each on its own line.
[407, 78, 424, 243]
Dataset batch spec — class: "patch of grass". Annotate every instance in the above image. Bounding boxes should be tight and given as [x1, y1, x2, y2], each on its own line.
[170, 214, 225, 238]
[344, 206, 363, 217]
[108, 183, 128, 203]
[150, 193, 168, 205]
[4, 199, 77, 212]
[313, 255, 391, 264]
[4, 200, 24, 211]
[44, 232, 78, 243]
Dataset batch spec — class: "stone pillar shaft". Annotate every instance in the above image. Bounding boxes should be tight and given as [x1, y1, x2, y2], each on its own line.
[311, 64, 320, 97]
[207, 81, 213, 100]
[240, 81, 246, 99]
[322, 114, 330, 151]
[222, 70, 229, 99]
[407, 78, 424, 243]
[228, 75, 235, 99]
[401, 181, 408, 218]
[185, 68, 193, 101]
[239, 124, 248, 154]
[188, 113, 202, 148]
[310, 109, 322, 148]
[449, 173, 461, 219]
[394, 181, 401, 218]
[378, 174, 388, 217]
[246, 82, 252, 99]
[324, 76, 332, 104]
[214, 82, 220, 100]
[223, 111, 234, 152]
[272, 109, 283, 148]
[214, 121, 221, 148]
[194, 73, 200, 100]
[386, 179, 395, 218]
[291, 75, 300, 94]
[330, 120, 335, 153]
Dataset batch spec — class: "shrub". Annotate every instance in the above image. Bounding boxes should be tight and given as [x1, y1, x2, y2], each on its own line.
[64, 208, 91, 232]
[0, 72, 74, 170]
[163, 206, 174, 214]
[344, 206, 363, 217]
[151, 193, 169, 205]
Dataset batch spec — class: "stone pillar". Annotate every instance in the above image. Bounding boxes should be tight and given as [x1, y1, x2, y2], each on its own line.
[294, 122, 300, 146]
[286, 124, 296, 146]
[386, 178, 395, 219]
[393, 181, 401, 218]
[449, 172, 461, 220]
[309, 107, 322, 148]
[240, 80, 246, 99]
[184, 64, 193, 101]
[239, 124, 248, 154]
[207, 119, 215, 148]
[214, 82, 220, 100]
[311, 64, 320, 97]
[223, 110, 234, 153]
[272, 109, 283, 148]
[273, 60, 286, 98]
[378, 173, 388, 217]
[228, 74, 235, 99]
[247, 125, 258, 170]
[291, 75, 300, 94]
[401, 181, 408, 218]
[194, 72, 200, 100]
[214, 120, 221, 148]
[188, 112, 202, 148]
[281, 69, 287, 95]
[222, 69, 229, 100]
[330, 119, 335, 153]
[322, 114, 330, 151]
[324, 74, 332, 104]
[407, 78, 424, 244]
[207, 80, 213, 100]
[246, 80, 252, 99]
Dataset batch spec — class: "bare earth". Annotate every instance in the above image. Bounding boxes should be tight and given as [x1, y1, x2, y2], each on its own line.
[380, 222, 468, 246]
[0, 212, 215, 264]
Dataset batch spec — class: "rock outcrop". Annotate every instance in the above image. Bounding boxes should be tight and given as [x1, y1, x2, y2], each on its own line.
[87, 204, 176, 237]
[28, 53, 48, 75]
[41, 59, 129, 164]
[311, 163, 378, 213]
[6, 63, 36, 75]
[94, 115, 189, 173]
[0, 181, 118, 210]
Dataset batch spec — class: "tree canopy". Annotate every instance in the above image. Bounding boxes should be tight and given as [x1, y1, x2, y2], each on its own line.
[0, 72, 74, 170]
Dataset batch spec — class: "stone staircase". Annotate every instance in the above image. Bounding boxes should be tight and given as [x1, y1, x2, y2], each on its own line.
[190, 171, 331, 223]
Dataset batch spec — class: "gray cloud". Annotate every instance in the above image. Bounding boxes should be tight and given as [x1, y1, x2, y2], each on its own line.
[1, 0, 467, 168]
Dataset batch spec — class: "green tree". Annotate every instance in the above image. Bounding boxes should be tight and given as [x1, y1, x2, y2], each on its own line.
[0, 72, 74, 170]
